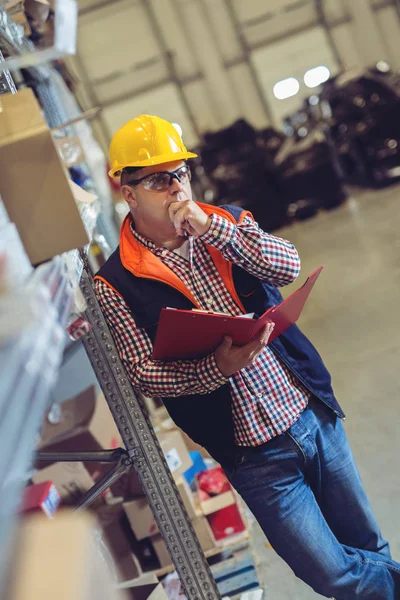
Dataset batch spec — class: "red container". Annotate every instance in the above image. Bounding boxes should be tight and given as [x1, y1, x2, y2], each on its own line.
[207, 503, 246, 540]
[20, 481, 60, 519]
[197, 466, 230, 495]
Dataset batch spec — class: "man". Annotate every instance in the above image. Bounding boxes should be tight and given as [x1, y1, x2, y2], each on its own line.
[96, 115, 400, 598]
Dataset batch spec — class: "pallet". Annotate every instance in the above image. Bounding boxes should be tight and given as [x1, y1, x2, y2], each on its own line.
[210, 549, 261, 598]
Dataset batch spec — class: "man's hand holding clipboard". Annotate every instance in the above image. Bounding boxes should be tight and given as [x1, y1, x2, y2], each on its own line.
[152, 266, 324, 362]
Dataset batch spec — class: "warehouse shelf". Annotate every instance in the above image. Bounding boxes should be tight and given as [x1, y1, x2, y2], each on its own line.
[0, 4, 33, 57]
[0, 6, 221, 599]
[0, 256, 74, 583]
[0, 1, 78, 73]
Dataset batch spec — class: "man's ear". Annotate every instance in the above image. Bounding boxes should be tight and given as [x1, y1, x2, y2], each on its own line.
[121, 185, 137, 210]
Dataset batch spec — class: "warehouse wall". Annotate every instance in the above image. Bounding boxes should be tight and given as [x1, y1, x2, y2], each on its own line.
[73, 0, 400, 150]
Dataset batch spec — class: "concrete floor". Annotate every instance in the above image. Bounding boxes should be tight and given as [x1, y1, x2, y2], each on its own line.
[250, 184, 400, 598]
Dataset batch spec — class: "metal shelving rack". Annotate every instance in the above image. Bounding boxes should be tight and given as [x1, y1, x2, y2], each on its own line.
[0, 250, 74, 586]
[78, 259, 220, 600]
[0, 5, 220, 600]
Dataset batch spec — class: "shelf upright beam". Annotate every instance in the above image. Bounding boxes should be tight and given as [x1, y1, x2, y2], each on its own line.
[0, 49, 16, 94]
[79, 258, 220, 600]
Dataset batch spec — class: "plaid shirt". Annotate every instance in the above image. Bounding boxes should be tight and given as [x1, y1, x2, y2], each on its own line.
[95, 213, 311, 446]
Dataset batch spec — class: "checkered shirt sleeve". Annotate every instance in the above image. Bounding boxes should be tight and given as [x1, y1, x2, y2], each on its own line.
[95, 279, 228, 398]
[200, 214, 301, 286]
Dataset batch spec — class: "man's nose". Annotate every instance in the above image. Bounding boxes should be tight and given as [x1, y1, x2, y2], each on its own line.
[169, 176, 184, 194]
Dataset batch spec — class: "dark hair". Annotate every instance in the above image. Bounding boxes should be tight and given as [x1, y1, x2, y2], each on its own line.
[121, 166, 143, 186]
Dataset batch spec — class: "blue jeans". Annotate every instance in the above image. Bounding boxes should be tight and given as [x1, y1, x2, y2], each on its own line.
[225, 398, 400, 599]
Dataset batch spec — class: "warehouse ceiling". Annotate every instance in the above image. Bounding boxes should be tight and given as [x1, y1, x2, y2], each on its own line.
[73, 0, 399, 149]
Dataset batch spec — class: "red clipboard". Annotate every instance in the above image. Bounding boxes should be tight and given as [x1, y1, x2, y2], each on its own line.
[152, 266, 324, 361]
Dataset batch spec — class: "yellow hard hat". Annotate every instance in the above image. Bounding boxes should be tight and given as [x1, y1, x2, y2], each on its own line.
[108, 114, 198, 177]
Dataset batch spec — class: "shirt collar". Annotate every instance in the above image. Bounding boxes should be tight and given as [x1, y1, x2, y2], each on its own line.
[129, 220, 192, 256]
[129, 221, 158, 251]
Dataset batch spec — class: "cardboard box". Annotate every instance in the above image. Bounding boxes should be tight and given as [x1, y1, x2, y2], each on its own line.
[111, 469, 144, 502]
[123, 477, 197, 540]
[38, 387, 123, 468]
[122, 582, 168, 600]
[25, 0, 51, 26]
[155, 417, 211, 460]
[124, 498, 158, 541]
[96, 503, 141, 582]
[0, 89, 89, 264]
[158, 431, 192, 481]
[199, 491, 236, 516]
[192, 515, 216, 552]
[174, 427, 211, 460]
[7, 512, 128, 599]
[133, 538, 160, 572]
[150, 515, 216, 569]
[39, 387, 96, 447]
[150, 535, 172, 569]
[31, 462, 97, 506]
[177, 477, 197, 520]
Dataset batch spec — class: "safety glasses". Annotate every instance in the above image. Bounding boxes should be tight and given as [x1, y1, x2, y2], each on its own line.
[127, 164, 191, 192]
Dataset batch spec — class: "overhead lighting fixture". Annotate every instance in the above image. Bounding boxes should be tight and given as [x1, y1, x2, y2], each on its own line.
[273, 77, 300, 100]
[304, 66, 330, 88]
[376, 60, 390, 73]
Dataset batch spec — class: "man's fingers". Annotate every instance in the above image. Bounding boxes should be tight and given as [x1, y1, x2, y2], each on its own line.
[246, 323, 275, 353]
[255, 323, 274, 343]
[170, 203, 191, 235]
[222, 336, 233, 350]
[263, 322, 275, 342]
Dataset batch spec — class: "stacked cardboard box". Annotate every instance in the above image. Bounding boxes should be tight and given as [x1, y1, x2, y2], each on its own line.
[37, 385, 123, 483]
[33, 386, 142, 581]
[123, 477, 217, 571]
[33, 387, 249, 584]
[6, 512, 128, 600]
[0, 89, 89, 265]
[121, 458, 247, 573]
[197, 467, 246, 541]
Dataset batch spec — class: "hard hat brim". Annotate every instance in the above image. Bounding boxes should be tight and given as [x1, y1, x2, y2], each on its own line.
[109, 150, 198, 178]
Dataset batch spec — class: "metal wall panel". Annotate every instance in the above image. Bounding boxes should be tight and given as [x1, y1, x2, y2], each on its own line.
[75, 0, 400, 141]
[78, 1, 161, 89]
[101, 82, 200, 146]
[149, 0, 203, 79]
[251, 26, 340, 127]
[375, 6, 400, 69]
[241, 3, 318, 48]
[330, 22, 363, 70]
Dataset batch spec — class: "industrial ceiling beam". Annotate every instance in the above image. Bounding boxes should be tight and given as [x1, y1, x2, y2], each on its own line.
[231, 16, 350, 57]
[78, 0, 138, 17]
[315, 0, 345, 70]
[394, 0, 400, 20]
[140, 0, 202, 139]
[222, 0, 274, 124]
[96, 72, 203, 109]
